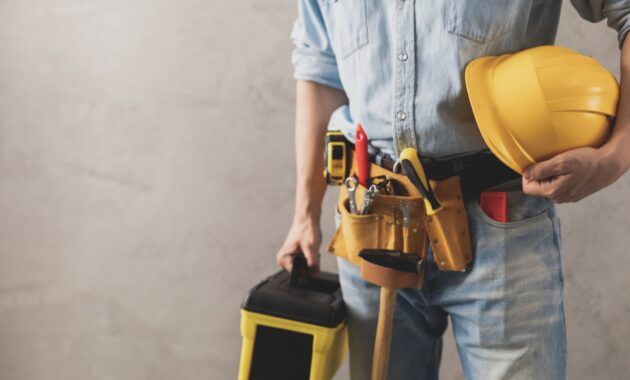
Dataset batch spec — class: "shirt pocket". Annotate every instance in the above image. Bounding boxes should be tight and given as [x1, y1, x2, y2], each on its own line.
[319, 0, 369, 59]
[445, 0, 531, 44]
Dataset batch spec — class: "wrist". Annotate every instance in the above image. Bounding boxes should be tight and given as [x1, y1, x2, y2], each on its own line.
[293, 202, 322, 224]
[599, 138, 630, 174]
[293, 212, 320, 227]
[294, 180, 326, 223]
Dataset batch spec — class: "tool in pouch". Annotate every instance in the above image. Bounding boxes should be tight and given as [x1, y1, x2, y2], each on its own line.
[399, 148, 442, 215]
[324, 130, 350, 185]
[356, 148, 426, 380]
[352, 196, 427, 380]
[356, 203, 426, 380]
[355, 146, 426, 380]
[344, 176, 380, 216]
[345, 177, 360, 215]
[355, 123, 370, 186]
[399, 147, 473, 272]
[359, 248, 424, 380]
[324, 124, 371, 188]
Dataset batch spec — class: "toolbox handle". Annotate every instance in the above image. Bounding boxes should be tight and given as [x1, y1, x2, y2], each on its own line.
[290, 253, 309, 288]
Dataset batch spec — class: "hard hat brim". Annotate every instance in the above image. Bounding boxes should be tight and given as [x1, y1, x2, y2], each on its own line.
[465, 55, 533, 174]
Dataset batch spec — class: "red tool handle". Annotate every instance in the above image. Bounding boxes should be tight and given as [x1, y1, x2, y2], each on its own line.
[480, 191, 508, 223]
[355, 124, 369, 187]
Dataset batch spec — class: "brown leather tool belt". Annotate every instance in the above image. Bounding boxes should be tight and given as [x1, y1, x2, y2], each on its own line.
[328, 154, 474, 281]
[327, 149, 523, 289]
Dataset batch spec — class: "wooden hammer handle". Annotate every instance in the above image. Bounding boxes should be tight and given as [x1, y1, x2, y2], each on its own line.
[371, 286, 397, 380]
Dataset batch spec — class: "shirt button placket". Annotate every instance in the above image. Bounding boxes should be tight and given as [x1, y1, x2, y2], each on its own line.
[392, 0, 417, 155]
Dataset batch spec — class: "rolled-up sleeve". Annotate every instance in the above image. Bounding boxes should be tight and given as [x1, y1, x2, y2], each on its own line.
[290, 0, 343, 90]
[572, 0, 630, 47]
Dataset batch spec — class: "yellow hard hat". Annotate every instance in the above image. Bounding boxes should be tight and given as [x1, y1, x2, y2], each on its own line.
[465, 45, 618, 173]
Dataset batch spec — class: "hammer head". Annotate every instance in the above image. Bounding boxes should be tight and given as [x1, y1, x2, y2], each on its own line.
[359, 249, 423, 273]
[358, 249, 425, 289]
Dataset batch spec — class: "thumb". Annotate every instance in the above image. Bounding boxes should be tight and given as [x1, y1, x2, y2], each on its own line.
[523, 155, 570, 181]
[276, 242, 300, 273]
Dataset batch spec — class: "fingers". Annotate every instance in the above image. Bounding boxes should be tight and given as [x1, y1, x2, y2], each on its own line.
[279, 254, 294, 272]
[522, 175, 552, 197]
[522, 153, 579, 202]
[523, 154, 573, 181]
[276, 242, 321, 274]
[276, 242, 299, 273]
[522, 174, 573, 202]
[277, 221, 322, 274]
[302, 247, 321, 274]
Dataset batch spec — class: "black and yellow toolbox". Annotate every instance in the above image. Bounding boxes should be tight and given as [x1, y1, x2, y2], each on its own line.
[238, 255, 347, 380]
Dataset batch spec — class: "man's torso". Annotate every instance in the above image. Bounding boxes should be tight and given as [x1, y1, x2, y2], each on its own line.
[320, 0, 562, 158]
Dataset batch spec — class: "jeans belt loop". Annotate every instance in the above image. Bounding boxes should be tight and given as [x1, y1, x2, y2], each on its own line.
[452, 158, 465, 174]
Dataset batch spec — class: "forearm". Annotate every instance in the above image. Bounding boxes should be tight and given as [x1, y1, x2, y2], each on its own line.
[293, 80, 348, 222]
[602, 35, 630, 173]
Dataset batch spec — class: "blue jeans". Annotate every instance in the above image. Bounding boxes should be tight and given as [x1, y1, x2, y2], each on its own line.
[336, 190, 566, 380]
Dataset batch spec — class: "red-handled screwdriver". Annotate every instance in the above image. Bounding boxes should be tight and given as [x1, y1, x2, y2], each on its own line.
[355, 124, 369, 187]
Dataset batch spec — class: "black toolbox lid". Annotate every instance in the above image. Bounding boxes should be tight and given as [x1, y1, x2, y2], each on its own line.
[241, 256, 346, 328]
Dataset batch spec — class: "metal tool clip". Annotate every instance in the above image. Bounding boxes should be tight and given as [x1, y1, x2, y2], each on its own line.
[345, 176, 359, 214]
[399, 202, 411, 229]
[359, 184, 379, 215]
[368, 175, 394, 195]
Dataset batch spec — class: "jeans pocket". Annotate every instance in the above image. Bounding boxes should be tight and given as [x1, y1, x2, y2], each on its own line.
[471, 190, 553, 229]
[319, 0, 369, 58]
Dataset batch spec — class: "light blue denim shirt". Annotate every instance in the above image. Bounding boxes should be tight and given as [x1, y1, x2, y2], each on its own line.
[291, 0, 630, 159]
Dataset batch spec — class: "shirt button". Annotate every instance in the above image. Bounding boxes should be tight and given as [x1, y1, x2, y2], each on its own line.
[397, 111, 407, 121]
[398, 52, 408, 61]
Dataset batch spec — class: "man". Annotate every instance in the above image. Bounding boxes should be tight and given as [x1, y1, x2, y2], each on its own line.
[277, 1, 630, 379]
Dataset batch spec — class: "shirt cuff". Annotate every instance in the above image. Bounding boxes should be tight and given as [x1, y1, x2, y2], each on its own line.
[292, 49, 344, 90]
[617, 20, 630, 47]
[603, 1, 630, 47]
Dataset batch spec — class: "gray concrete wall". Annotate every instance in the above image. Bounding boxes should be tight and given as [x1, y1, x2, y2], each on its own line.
[0, 1, 627, 379]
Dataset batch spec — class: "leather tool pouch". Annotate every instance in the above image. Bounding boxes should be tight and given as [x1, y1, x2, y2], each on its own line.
[425, 176, 472, 271]
[328, 182, 428, 268]
[327, 162, 473, 275]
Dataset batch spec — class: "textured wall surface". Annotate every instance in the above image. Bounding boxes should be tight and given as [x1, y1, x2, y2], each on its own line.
[0, 1, 628, 379]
